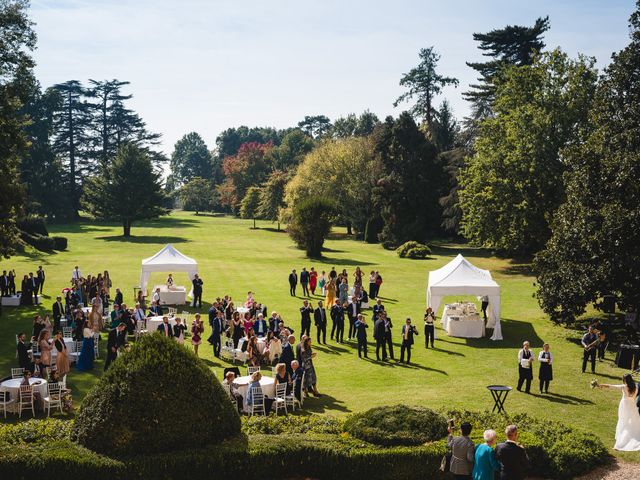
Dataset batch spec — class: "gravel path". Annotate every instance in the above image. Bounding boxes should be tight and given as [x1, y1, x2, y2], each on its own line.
[573, 459, 640, 480]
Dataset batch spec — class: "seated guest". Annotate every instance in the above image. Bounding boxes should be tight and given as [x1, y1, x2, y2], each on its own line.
[290, 360, 303, 402]
[473, 429, 500, 480]
[447, 421, 475, 479]
[274, 362, 290, 386]
[16, 333, 31, 369]
[133, 302, 147, 323]
[20, 370, 43, 404]
[246, 371, 263, 408]
[120, 304, 135, 334]
[148, 300, 161, 316]
[28, 356, 44, 378]
[246, 335, 261, 367]
[253, 313, 268, 337]
[222, 371, 243, 412]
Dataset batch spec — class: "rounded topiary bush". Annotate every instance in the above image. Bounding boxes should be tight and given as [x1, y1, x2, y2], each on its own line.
[344, 405, 447, 446]
[72, 333, 240, 456]
[396, 241, 431, 259]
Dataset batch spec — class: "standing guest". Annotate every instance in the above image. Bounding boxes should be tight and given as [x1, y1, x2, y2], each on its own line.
[243, 312, 254, 335]
[280, 335, 295, 375]
[314, 300, 327, 345]
[447, 421, 475, 480]
[110, 304, 123, 328]
[318, 270, 327, 295]
[325, 279, 336, 313]
[247, 336, 261, 367]
[16, 332, 30, 369]
[42, 314, 53, 334]
[8, 269, 16, 295]
[338, 277, 349, 305]
[354, 314, 368, 359]
[157, 316, 174, 338]
[210, 311, 224, 357]
[480, 295, 489, 321]
[114, 288, 123, 307]
[581, 326, 598, 374]
[288, 269, 298, 296]
[152, 287, 161, 310]
[36, 266, 45, 294]
[300, 337, 320, 397]
[495, 425, 529, 480]
[368, 270, 377, 299]
[0, 270, 8, 297]
[54, 330, 70, 377]
[517, 341, 534, 393]
[296, 335, 306, 363]
[400, 318, 419, 364]
[329, 267, 337, 283]
[309, 267, 318, 295]
[472, 430, 500, 480]
[225, 301, 234, 322]
[104, 322, 126, 371]
[71, 266, 82, 282]
[265, 331, 282, 364]
[191, 314, 204, 357]
[231, 312, 244, 348]
[374, 314, 387, 361]
[538, 343, 553, 394]
[20, 274, 31, 305]
[208, 302, 218, 333]
[300, 300, 312, 338]
[32, 315, 45, 341]
[374, 271, 383, 298]
[300, 267, 310, 297]
[76, 320, 95, 371]
[334, 301, 345, 344]
[424, 307, 436, 349]
[52, 296, 65, 331]
[268, 311, 280, 333]
[372, 298, 384, 322]
[192, 274, 204, 308]
[173, 317, 187, 345]
[353, 266, 363, 288]
[136, 290, 146, 310]
[382, 311, 395, 360]
[347, 296, 359, 341]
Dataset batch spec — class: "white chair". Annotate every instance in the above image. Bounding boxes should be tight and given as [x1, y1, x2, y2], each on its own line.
[221, 339, 234, 360]
[134, 320, 148, 341]
[44, 382, 63, 416]
[93, 333, 100, 359]
[273, 382, 288, 416]
[69, 341, 83, 364]
[247, 366, 261, 376]
[62, 327, 73, 339]
[18, 385, 34, 418]
[0, 390, 15, 418]
[11, 368, 24, 379]
[168, 307, 177, 316]
[60, 374, 67, 390]
[248, 387, 265, 416]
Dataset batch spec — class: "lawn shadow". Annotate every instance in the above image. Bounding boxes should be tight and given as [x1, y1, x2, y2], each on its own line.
[317, 256, 373, 266]
[498, 262, 534, 276]
[97, 235, 188, 244]
[142, 216, 200, 228]
[429, 244, 495, 259]
[300, 392, 351, 414]
[533, 392, 595, 406]
[430, 346, 465, 357]
[373, 358, 448, 375]
[315, 343, 350, 354]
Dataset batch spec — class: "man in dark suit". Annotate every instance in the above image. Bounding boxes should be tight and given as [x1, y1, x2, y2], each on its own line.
[36, 266, 45, 295]
[16, 333, 30, 369]
[157, 317, 174, 338]
[114, 288, 123, 307]
[52, 296, 65, 332]
[28, 272, 38, 305]
[0, 270, 8, 297]
[314, 300, 327, 344]
[290, 360, 303, 401]
[372, 298, 385, 322]
[381, 311, 394, 360]
[330, 300, 341, 341]
[288, 269, 298, 296]
[253, 313, 268, 337]
[104, 322, 127, 371]
[28, 356, 44, 377]
[281, 335, 295, 375]
[300, 267, 310, 297]
[495, 425, 529, 480]
[300, 300, 312, 337]
[400, 318, 419, 364]
[374, 315, 387, 361]
[347, 296, 360, 341]
[211, 311, 224, 357]
[268, 311, 280, 333]
[192, 274, 203, 308]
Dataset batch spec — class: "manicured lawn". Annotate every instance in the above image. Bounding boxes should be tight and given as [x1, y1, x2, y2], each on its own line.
[0, 212, 635, 461]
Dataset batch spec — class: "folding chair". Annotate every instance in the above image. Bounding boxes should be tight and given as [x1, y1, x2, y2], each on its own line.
[248, 388, 266, 416]
[11, 368, 24, 379]
[247, 366, 261, 376]
[18, 385, 34, 418]
[273, 381, 288, 415]
[0, 391, 15, 418]
[44, 382, 63, 416]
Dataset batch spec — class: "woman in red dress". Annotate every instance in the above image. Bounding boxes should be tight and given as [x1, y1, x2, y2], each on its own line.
[309, 267, 318, 295]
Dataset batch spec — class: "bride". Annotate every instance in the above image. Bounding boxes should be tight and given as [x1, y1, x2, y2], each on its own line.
[598, 373, 640, 451]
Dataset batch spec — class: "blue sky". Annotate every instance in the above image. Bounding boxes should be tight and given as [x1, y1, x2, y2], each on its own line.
[30, 0, 635, 154]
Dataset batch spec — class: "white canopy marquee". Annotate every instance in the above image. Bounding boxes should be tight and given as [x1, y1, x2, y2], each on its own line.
[140, 244, 198, 297]
[427, 254, 502, 340]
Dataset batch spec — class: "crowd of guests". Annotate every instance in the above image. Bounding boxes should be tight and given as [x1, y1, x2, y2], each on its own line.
[288, 266, 383, 302]
[0, 267, 45, 305]
[447, 422, 529, 480]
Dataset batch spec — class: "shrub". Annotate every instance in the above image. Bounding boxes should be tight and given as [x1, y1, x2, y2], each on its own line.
[17, 215, 49, 236]
[344, 405, 448, 446]
[288, 197, 337, 257]
[52, 236, 68, 250]
[396, 240, 431, 259]
[0, 418, 73, 444]
[242, 414, 343, 435]
[72, 333, 241, 456]
[20, 232, 56, 252]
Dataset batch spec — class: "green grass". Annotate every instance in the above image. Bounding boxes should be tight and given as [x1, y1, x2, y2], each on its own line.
[0, 212, 636, 461]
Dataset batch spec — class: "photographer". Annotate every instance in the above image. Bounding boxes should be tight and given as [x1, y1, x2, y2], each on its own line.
[399, 317, 419, 364]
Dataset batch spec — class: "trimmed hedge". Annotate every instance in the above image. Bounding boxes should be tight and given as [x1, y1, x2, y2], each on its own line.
[72, 333, 240, 456]
[242, 413, 343, 435]
[396, 241, 431, 259]
[344, 405, 448, 446]
[20, 232, 56, 252]
[17, 216, 49, 237]
[52, 236, 68, 250]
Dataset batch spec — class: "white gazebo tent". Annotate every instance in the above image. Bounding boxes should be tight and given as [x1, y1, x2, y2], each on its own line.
[427, 254, 502, 340]
[140, 244, 198, 298]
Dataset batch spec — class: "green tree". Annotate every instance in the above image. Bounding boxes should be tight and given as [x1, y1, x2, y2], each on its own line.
[240, 186, 261, 228]
[438, 148, 466, 234]
[0, 0, 35, 257]
[170, 132, 213, 186]
[83, 144, 168, 236]
[464, 17, 550, 121]
[331, 110, 380, 138]
[535, 2, 640, 322]
[264, 129, 314, 171]
[429, 100, 460, 152]
[178, 177, 216, 215]
[394, 47, 458, 127]
[258, 170, 288, 230]
[297, 115, 332, 138]
[459, 50, 598, 256]
[372, 113, 443, 247]
[288, 197, 337, 257]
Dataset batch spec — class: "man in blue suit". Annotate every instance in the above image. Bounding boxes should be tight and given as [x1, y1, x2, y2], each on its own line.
[280, 335, 295, 375]
[157, 317, 173, 338]
[253, 313, 268, 337]
[211, 310, 225, 358]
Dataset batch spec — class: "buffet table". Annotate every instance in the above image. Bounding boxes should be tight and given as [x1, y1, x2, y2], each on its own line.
[442, 303, 485, 338]
[153, 285, 187, 305]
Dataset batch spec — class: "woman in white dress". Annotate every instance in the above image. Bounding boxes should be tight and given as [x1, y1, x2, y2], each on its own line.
[598, 373, 640, 451]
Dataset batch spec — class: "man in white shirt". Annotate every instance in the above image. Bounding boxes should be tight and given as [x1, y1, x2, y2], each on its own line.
[71, 266, 82, 281]
[152, 287, 161, 312]
[133, 303, 147, 323]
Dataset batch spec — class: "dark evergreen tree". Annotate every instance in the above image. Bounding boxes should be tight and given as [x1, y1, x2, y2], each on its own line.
[297, 115, 332, 138]
[430, 100, 460, 152]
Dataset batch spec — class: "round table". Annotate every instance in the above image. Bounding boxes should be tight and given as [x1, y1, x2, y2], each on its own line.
[233, 375, 275, 412]
[0, 377, 48, 412]
[237, 337, 267, 354]
[51, 338, 76, 358]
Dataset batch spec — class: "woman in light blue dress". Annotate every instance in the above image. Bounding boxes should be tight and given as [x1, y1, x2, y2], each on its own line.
[338, 278, 349, 304]
[76, 320, 95, 371]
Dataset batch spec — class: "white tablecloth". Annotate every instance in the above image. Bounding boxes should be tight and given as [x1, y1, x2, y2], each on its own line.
[237, 307, 250, 315]
[237, 337, 266, 354]
[154, 285, 186, 305]
[0, 295, 20, 306]
[51, 338, 76, 358]
[147, 315, 177, 333]
[444, 314, 485, 338]
[233, 375, 275, 412]
[0, 377, 48, 411]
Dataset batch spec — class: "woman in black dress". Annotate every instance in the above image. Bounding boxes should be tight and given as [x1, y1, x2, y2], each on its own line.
[231, 311, 244, 349]
[538, 343, 554, 394]
[20, 275, 32, 305]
